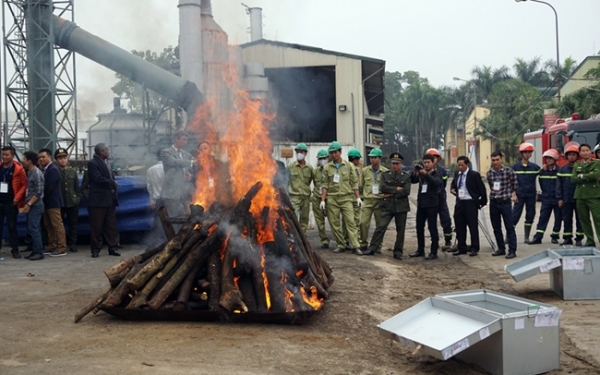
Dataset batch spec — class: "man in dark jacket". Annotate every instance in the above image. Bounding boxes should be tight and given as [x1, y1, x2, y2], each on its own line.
[55, 148, 80, 252]
[363, 152, 411, 259]
[512, 143, 541, 243]
[38, 148, 67, 257]
[0, 146, 27, 259]
[87, 143, 120, 258]
[409, 154, 442, 260]
[556, 144, 583, 246]
[450, 155, 488, 257]
[529, 149, 562, 244]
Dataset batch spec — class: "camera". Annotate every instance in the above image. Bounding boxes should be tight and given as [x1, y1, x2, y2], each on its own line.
[414, 162, 424, 170]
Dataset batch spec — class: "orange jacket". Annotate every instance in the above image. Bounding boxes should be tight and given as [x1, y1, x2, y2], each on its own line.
[9, 161, 27, 208]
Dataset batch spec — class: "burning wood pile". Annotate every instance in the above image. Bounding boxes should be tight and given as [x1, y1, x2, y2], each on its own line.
[75, 183, 333, 324]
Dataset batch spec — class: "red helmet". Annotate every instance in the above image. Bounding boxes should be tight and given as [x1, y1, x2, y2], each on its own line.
[518, 142, 535, 153]
[564, 144, 580, 156]
[542, 149, 560, 160]
[425, 148, 442, 161]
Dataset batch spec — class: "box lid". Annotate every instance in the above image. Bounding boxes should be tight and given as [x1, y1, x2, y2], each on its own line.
[378, 297, 502, 360]
[505, 249, 562, 282]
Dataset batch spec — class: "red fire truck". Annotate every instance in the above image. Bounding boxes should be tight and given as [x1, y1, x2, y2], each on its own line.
[523, 113, 600, 167]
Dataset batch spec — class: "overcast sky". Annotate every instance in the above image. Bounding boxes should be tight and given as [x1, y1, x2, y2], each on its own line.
[3, 0, 600, 120]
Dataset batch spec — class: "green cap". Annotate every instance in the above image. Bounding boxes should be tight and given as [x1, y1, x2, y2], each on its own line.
[317, 149, 328, 159]
[328, 141, 342, 152]
[294, 142, 308, 152]
[348, 148, 362, 158]
[368, 148, 383, 157]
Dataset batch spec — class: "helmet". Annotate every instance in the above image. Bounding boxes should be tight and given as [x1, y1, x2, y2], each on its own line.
[348, 148, 362, 158]
[425, 148, 442, 160]
[328, 141, 342, 152]
[564, 144, 580, 156]
[594, 144, 600, 156]
[368, 148, 383, 157]
[317, 149, 328, 159]
[542, 149, 560, 160]
[518, 142, 535, 153]
[294, 142, 308, 152]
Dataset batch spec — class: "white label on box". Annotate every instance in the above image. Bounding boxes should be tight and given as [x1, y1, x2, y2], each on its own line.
[396, 335, 415, 348]
[563, 257, 585, 270]
[534, 309, 562, 327]
[441, 338, 470, 360]
[515, 317, 525, 330]
[479, 327, 490, 340]
[539, 258, 561, 273]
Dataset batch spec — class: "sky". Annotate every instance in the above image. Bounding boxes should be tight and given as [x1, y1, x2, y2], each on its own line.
[3, 0, 600, 122]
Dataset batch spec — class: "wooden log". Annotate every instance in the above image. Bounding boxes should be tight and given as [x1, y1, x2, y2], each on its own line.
[127, 238, 182, 291]
[251, 261, 269, 313]
[147, 226, 222, 310]
[101, 263, 144, 308]
[139, 241, 168, 263]
[158, 206, 176, 240]
[74, 288, 111, 323]
[103, 256, 142, 287]
[313, 250, 335, 286]
[219, 246, 248, 313]
[207, 252, 222, 311]
[174, 258, 204, 311]
[126, 251, 181, 309]
[238, 274, 257, 312]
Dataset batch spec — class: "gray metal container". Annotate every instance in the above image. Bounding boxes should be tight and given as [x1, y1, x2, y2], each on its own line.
[506, 247, 600, 300]
[378, 290, 561, 375]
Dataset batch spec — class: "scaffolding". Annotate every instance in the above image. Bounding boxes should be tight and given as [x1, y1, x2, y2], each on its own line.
[2, 0, 77, 155]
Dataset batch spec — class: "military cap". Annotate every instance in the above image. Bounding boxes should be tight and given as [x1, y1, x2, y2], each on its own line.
[389, 152, 404, 163]
[54, 148, 68, 159]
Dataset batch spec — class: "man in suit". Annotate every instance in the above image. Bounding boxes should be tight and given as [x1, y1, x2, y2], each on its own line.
[160, 130, 195, 218]
[38, 148, 67, 257]
[87, 143, 120, 258]
[450, 155, 488, 256]
[409, 154, 442, 260]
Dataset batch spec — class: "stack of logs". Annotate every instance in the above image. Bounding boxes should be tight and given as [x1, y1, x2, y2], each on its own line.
[75, 182, 334, 323]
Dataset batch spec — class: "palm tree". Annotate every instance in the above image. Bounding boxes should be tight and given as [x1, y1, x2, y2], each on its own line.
[513, 57, 552, 87]
[544, 56, 578, 81]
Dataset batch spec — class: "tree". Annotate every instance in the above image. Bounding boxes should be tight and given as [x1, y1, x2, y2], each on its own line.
[513, 57, 552, 87]
[111, 46, 180, 116]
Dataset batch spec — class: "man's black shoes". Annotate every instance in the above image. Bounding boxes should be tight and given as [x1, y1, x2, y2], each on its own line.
[491, 250, 506, 257]
[409, 251, 424, 258]
[505, 252, 517, 259]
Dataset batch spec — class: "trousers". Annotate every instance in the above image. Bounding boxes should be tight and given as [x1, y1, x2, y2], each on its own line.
[454, 200, 480, 252]
[561, 202, 583, 240]
[416, 206, 439, 254]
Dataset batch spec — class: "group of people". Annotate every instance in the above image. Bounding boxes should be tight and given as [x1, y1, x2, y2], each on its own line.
[287, 140, 600, 262]
[4, 142, 120, 261]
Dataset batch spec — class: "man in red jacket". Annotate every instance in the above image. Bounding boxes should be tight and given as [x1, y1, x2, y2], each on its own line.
[0, 146, 27, 258]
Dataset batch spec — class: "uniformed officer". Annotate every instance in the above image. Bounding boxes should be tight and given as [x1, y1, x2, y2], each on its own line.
[363, 152, 411, 259]
[512, 142, 541, 243]
[571, 143, 600, 246]
[311, 149, 330, 248]
[287, 143, 313, 231]
[529, 149, 562, 244]
[55, 148, 80, 253]
[343, 148, 363, 247]
[426, 148, 453, 248]
[358, 148, 388, 251]
[320, 141, 362, 255]
[556, 144, 584, 246]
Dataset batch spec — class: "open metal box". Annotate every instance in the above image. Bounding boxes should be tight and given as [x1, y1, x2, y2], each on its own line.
[506, 247, 600, 300]
[379, 290, 561, 375]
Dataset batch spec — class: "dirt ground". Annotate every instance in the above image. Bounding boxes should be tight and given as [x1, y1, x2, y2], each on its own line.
[1, 190, 599, 374]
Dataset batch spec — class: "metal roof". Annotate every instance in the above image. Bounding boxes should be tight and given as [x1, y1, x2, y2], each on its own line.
[240, 39, 385, 115]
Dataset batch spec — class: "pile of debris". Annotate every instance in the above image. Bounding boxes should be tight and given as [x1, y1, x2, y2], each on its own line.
[75, 183, 333, 324]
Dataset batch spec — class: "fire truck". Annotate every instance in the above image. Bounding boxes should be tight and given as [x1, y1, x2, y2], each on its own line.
[523, 113, 600, 167]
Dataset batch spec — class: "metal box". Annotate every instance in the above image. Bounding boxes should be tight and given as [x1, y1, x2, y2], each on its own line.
[506, 247, 600, 300]
[379, 290, 561, 375]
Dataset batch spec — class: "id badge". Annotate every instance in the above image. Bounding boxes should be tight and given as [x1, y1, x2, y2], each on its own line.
[458, 187, 467, 199]
[333, 173, 340, 183]
[319, 186, 323, 195]
[372, 185, 379, 195]
[493, 181, 501, 191]
[421, 183, 428, 193]
[208, 177, 215, 189]
[0, 182, 7, 194]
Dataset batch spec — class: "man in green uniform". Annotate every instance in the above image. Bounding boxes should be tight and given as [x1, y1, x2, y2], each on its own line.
[320, 141, 362, 255]
[311, 149, 330, 248]
[343, 148, 363, 247]
[363, 152, 411, 259]
[55, 148, 81, 253]
[287, 143, 313, 232]
[359, 148, 388, 251]
[571, 143, 600, 246]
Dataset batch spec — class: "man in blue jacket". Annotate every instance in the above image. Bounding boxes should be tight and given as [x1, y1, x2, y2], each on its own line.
[529, 149, 561, 244]
[512, 142, 540, 243]
[38, 149, 67, 257]
[556, 144, 584, 246]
